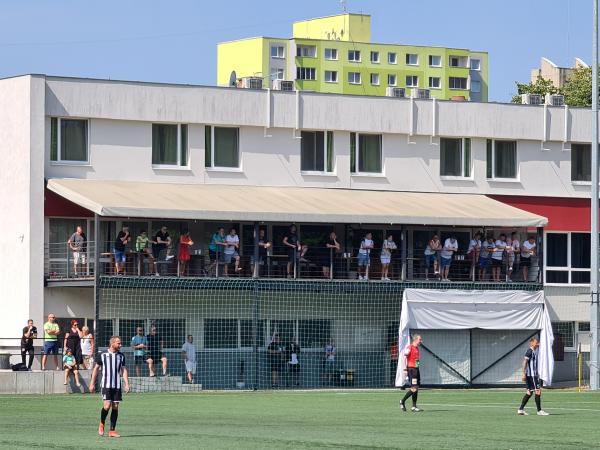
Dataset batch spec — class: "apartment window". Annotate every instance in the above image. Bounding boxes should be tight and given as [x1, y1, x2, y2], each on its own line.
[324, 48, 338, 60]
[370, 73, 380, 85]
[571, 143, 591, 182]
[486, 140, 517, 179]
[324, 70, 338, 83]
[552, 322, 575, 348]
[370, 51, 380, 63]
[296, 45, 316, 58]
[270, 68, 284, 80]
[440, 138, 471, 177]
[296, 67, 316, 80]
[152, 123, 188, 167]
[205, 126, 239, 169]
[450, 55, 468, 67]
[546, 232, 591, 284]
[406, 75, 418, 87]
[348, 50, 361, 62]
[470, 58, 481, 70]
[449, 77, 468, 89]
[350, 132, 382, 174]
[348, 72, 362, 84]
[388, 52, 397, 64]
[429, 55, 442, 67]
[271, 46, 285, 59]
[388, 74, 397, 86]
[301, 130, 334, 172]
[471, 80, 481, 93]
[429, 77, 441, 89]
[50, 118, 88, 163]
[405, 54, 418, 65]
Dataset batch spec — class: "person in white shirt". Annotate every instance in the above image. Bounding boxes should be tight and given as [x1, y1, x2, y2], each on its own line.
[181, 335, 196, 384]
[491, 234, 507, 282]
[507, 232, 520, 281]
[357, 233, 374, 280]
[380, 234, 397, 281]
[424, 235, 442, 280]
[467, 232, 482, 279]
[224, 228, 242, 276]
[478, 236, 495, 281]
[440, 236, 458, 281]
[521, 236, 536, 282]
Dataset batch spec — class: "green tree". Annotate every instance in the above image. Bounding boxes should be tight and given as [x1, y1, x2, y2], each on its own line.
[511, 76, 558, 103]
[561, 66, 593, 107]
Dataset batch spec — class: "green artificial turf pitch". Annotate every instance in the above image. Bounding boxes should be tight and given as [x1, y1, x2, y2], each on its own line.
[0, 389, 599, 449]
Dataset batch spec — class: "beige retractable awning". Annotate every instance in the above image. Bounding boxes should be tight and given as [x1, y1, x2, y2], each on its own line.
[47, 179, 547, 227]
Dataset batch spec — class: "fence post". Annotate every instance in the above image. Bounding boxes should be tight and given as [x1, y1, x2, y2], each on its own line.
[253, 279, 260, 390]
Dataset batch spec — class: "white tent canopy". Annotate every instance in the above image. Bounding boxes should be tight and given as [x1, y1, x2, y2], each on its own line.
[395, 289, 554, 386]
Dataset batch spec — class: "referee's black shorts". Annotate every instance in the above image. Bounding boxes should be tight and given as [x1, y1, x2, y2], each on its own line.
[526, 376, 542, 391]
[407, 367, 420, 387]
[102, 388, 123, 403]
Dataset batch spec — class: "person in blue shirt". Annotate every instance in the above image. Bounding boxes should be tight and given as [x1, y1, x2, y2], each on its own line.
[63, 348, 81, 387]
[208, 227, 226, 275]
[130, 327, 147, 377]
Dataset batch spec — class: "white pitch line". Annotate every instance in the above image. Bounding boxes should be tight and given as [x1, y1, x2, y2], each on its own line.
[421, 403, 600, 412]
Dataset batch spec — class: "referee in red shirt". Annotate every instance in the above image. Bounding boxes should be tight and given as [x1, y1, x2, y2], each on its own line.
[400, 335, 423, 412]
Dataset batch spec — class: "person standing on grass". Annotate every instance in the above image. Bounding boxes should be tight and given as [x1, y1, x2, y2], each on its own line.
[90, 336, 130, 438]
[181, 335, 197, 384]
[517, 337, 549, 416]
[400, 334, 423, 412]
[41, 313, 60, 370]
[267, 334, 284, 388]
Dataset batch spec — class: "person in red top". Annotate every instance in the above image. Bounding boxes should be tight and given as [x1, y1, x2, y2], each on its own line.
[400, 335, 423, 412]
[178, 230, 194, 276]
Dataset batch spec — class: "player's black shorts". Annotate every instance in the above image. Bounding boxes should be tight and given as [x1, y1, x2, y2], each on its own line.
[407, 367, 420, 387]
[526, 376, 542, 391]
[102, 388, 123, 403]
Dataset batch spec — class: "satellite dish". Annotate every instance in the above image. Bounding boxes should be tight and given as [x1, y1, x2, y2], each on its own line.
[229, 71, 237, 87]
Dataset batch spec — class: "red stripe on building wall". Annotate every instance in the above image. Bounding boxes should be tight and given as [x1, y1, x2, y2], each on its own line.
[45, 187, 93, 218]
[489, 195, 591, 232]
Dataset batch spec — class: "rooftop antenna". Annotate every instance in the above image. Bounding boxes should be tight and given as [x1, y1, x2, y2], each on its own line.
[340, 0, 347, 13]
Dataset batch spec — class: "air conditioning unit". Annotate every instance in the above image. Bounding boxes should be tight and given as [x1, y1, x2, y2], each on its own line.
[521, 93, 543, 105]
[273, 80, 294, 91]
[241, 77, 263, 90]
[386, 87, 406, 98]
[411, 88, 430, 99]
[545, 94, 565, 106]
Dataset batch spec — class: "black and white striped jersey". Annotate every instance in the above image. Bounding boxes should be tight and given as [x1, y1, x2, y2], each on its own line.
[95, 350, 126, 389]
[524, 347, 538, 377]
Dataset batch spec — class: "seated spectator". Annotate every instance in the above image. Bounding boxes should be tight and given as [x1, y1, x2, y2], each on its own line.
[208, 227, 226, 276]
[283, 225, 302, 278]
[63, 348, 81, 387]
[136, 230, 157, 276]
[380, 234, 397, 281]
[424, 235, 442, 280]
[521, 236, 537, 282]
[479, 235, 495, 281]
[178, 230, 194, 276]
[322, 232, 340, 278]
[357, 232, 374, 281]
[491, 234, 507, 282]
[440, 235, 458, 281]
[146, 326, 168, 377]
[67, 225, 87, 276]
[113, 226, 131, 275]
[224, 228, 242, 276]
[80, 326, 94, 369]
[252, 228, 271, 277]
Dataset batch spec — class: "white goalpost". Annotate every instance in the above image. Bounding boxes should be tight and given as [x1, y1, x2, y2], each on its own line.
[396, 289, 555, 387]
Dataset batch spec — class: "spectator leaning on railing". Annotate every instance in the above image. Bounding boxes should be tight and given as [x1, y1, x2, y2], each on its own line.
[67, 225, 87, 276]
[41, 314, 60, 371]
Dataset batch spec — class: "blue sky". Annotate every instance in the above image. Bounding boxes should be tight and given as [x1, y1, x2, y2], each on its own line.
[0, 0, 593, 101]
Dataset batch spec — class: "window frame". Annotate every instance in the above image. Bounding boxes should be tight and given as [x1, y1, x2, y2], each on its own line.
[348, 49, 361, 62]
[428, 76, 441, 89]
[370, 73, 380, 86]
[296, 45, 316, 58]
[544, 231, 591, 286]
[351, 132, 383, 175]
[405, 75, 418, 88]
[439, 137, 472, 179]
[270, 68, 284, 81]
[470, 58, 481, 71]
[405, 53, 419, 66]
[486, 139, 519, 181]
[470, 80, 481, 93]
[571, 143, 592, 184]
[428, 55, 442, 67]
[449, 76, 468, 90]
[300, 129, 335, 174]
[370, 51, 380, 63]
[205, 125, 241, 171]
[49, 117, 90, 165]
[387, 74, 397, 86]
[348, 72, 362, 85]
[324, 70, 338, 83]
[296, 67, 316, 80]
[388, 52, 397, 64]
[324, 48, 338, 60]
[551, 321, 576, 350]
[271, 45, 285, 59]
[151, 123, 189, 169]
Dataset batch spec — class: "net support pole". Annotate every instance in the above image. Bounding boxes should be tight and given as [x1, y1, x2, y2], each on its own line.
[591, 0, 600, 391]
[93, 213, 100, 353]
[253, 222, 259, 278]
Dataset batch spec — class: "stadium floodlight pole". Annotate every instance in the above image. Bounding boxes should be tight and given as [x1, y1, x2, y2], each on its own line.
[591, 0, 600, 391]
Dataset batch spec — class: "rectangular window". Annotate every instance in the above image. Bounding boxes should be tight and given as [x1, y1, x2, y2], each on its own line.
[50, 118, 88, 163]
[352, 133, 382, 174]
[440, 138, 471, 177]
[470, 58, 481, 70]
[152, 123, 188, 166]
[370, 73, 380, 85]
[296, 67, 316, 80]
[348, 72, 361, 84]
[406, 53, 418, 65]
[571, 143, 591, 182]
[552, 322, 575, 348]
[350, 132, 356, 173]
[204, 319, 238, 349]
[370, 51, 380, 63]
[348, 50, 361, 62]
[296, 45, 316, 58]
[388, 74, 397, 86]
[205, 126, 239, 168]
[429, 55, 442, 67]
[271, 46, 285, 58]
[270, 68, 284, 80]
[486, 139, 517, 179]
[324, 48, 338, 60]
[301, 131, 325, 172]
[429, 77, 441, 89]
[324, 70, 338, 83]
[471, 80, 481, 93]
[388, 52, 397, 64]
[450, 55, 468, 67]
[449, 77, 468, 89]
[545, 232, 591, 284]
[406, 75, 418, 87]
